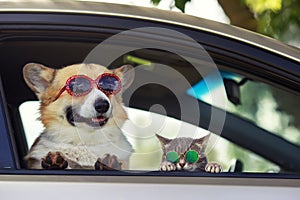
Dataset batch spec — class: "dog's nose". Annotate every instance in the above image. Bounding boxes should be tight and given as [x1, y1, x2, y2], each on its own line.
[94, 99, 110, 113]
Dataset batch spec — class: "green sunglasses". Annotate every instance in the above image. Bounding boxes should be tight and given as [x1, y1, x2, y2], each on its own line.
[166, 150, 199, 164]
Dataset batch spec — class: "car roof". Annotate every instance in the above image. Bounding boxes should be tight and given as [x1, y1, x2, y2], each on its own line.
[0, 1, 299, 63]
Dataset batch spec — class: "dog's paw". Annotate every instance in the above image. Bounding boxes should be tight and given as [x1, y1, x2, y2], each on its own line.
[160, 161, 176, 171]
[41, 152, 68, 170]
[94, 154, 122, 170]
[205, 162, 222, 173]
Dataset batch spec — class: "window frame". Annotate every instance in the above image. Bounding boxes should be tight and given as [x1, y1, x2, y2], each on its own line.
[0, 77, 18, 169]
[0, 9, 299, 178]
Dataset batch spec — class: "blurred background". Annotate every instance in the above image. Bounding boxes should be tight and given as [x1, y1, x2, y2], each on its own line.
[76, 0, 300, 48]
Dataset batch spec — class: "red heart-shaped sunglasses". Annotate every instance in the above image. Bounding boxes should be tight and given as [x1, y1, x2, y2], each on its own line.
[55, 73, 122, 100]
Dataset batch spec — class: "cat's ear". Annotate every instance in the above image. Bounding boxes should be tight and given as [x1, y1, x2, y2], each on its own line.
[156, 134, 171, 147]
[191, 134, 210, 150]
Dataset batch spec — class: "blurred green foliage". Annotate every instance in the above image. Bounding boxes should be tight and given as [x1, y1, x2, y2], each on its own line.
[252, 0, 300, 46]
[242, 0, 282, 13]
[151, 0, 300, 46]
[151, 0, 191, 12]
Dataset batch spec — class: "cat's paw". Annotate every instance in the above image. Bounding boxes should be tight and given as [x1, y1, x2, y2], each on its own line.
[205, 162, 222, 173]
[41, 151, 68, 170]
[94, 154, 122, 170]
[160, 161, 176, 171]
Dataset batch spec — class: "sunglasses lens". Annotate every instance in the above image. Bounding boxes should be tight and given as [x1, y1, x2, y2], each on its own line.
[98, 74, 121, 94]
[166, 151, 179, 163]
[185, 150, 199, 163]
[69, 77, 91, 96]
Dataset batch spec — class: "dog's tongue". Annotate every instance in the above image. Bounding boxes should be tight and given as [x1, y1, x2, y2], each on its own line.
[91, 116, 106, 123]
[66, 107, 109, 127]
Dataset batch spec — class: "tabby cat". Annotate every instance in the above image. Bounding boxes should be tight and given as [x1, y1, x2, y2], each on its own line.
[156, 134, 222, 173]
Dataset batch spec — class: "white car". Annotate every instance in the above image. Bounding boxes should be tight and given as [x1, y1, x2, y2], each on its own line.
[0, 1, 299, 199]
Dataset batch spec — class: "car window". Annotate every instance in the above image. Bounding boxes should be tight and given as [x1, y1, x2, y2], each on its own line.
[19, 100, 280, 173]
[18, 49, 295, 173]
[188, 71, 300, 146]
[0, 15, 298, 174]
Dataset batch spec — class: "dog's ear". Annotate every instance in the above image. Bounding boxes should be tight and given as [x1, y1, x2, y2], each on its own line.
[114, 64, 135, 91]
[23, 63, 56, 98]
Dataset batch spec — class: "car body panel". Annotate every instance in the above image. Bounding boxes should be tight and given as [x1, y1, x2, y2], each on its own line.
[1, 174, 300, 200]
[0, 1, 300, 61]
[0, 1, 299, 63]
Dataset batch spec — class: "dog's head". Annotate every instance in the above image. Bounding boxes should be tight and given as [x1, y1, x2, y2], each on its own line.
[23, 63, 134, 133]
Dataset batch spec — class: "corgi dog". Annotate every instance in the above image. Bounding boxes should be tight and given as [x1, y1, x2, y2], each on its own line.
[23, 63, 134, 170]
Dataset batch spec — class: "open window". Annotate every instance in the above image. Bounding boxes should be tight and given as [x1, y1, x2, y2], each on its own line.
[0, 12, 299, 176]
[16, 47, 300, 173]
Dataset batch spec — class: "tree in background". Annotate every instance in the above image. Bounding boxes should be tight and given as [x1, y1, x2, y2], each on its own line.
[151, 0, 300, 47]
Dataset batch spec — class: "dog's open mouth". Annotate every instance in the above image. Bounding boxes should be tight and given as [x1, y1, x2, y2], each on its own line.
[66, 107, 109, 128]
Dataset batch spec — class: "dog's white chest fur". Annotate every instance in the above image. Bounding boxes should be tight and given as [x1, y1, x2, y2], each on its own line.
[28, 127, 133, 168]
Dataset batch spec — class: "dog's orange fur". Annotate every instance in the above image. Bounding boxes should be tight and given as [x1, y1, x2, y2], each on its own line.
[23, 63, 134, 169]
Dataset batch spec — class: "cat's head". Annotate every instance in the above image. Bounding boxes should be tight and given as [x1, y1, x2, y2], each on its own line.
[156, 134, 210, 171]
